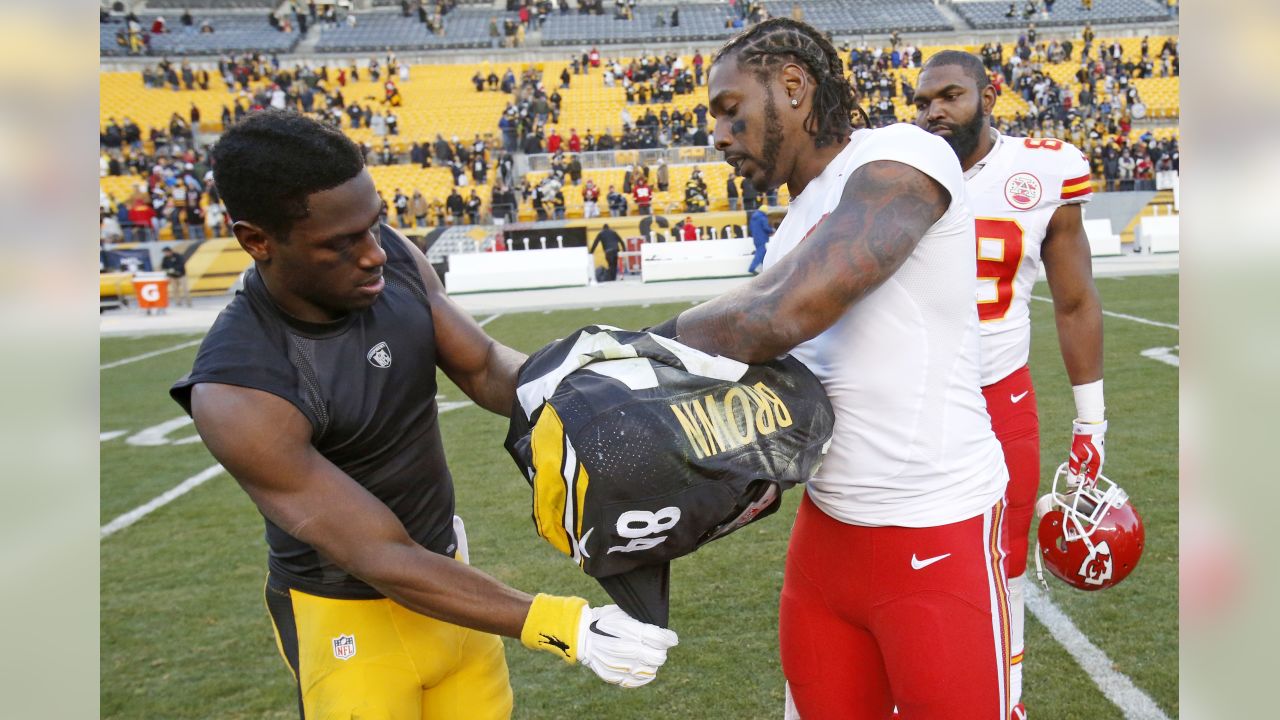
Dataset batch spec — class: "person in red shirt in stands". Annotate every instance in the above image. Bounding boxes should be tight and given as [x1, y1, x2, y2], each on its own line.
[127, 193, 156, 242]
[568, 129, 582, 153]
[632, 176, 652, 215]
[547, 128, 562, 154]
[582, 179, 601, 219]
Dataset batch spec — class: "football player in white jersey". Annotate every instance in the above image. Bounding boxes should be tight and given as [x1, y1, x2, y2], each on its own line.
[651, 19, 1013, 719]
[914, 51, 1106, 720]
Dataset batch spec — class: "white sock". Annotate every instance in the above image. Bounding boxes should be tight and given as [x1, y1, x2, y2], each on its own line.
[783, 682, 801, 720]
[1008, 573, 1026, 708]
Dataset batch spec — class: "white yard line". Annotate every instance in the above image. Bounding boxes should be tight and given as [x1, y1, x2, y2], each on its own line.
[1140, 346, 1181, 367]
[102, 403, 476, 539]
[1030, 296, 1179, 330]
[477, 313, 503, 327]
[100, 464, 226, 538]
[100, 339, 203, 370]
[1026, 584, 1171, 719]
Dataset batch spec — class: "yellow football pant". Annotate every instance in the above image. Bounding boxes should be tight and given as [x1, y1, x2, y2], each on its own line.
[265, 576, 512, 719]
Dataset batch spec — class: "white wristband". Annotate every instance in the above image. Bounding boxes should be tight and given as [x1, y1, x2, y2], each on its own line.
[1072, 379, 1105, 424]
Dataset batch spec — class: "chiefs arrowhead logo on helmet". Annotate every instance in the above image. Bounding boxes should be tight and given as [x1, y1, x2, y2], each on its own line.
[1078, 540, 1114, 587]
[1037, 464, 1144, 592]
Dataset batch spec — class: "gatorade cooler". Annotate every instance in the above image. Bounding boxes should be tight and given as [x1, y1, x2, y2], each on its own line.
[132, 271, 170, 312]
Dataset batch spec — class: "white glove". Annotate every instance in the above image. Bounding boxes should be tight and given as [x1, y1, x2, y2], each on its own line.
[576, 604, 679, 688]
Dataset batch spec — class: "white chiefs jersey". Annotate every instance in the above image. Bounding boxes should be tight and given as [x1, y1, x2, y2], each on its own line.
[964, 132, 1093, 386]
[763, 124, 1007, 527]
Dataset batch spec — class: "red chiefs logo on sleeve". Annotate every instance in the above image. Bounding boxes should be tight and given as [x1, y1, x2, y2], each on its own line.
[1004, 172, 1043, 210]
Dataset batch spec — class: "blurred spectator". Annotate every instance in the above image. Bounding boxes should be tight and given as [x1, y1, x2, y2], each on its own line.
[632, 175, 652, 215]
[606, 185, 627, 216]
[590, 224, 623, 281]
[411, 190, 428, 227]
[582, 179, 600, 218]
[446, 188, 464, 224]
[393, 189, 409, 228]
[161, 246, 192, 307]
[726, 175, 740, 211]
[745, 206, 772, 274]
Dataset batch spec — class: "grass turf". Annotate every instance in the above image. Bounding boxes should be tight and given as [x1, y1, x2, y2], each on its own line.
[100, 274, 1178, 718]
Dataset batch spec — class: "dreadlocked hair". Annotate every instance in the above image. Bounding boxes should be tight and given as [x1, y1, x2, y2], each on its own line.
[712, 17, 869, 147]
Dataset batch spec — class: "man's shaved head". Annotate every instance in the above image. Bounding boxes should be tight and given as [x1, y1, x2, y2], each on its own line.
[921, 50, 991, 91]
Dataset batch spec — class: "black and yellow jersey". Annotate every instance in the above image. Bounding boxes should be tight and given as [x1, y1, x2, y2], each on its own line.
[505, 326, 834, 625]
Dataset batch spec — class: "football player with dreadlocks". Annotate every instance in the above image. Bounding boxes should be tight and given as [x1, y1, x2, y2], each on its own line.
[650, 18, 1013, 719]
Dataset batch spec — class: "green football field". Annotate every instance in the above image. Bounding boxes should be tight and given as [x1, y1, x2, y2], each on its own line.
[100, 273, 1179, 719]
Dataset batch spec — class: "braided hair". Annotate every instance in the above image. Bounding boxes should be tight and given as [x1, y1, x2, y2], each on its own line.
[712, 17, 869, 148]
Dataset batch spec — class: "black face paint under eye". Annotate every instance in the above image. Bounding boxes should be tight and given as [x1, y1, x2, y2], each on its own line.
[731, 119, 748, 135]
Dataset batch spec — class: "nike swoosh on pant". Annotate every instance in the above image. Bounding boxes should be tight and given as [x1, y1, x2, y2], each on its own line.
[910, 553, 952, 570]
[1010, 391, 1029, 403]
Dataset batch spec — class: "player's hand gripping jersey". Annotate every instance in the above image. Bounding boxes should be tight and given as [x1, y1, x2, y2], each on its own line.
[966, 133, 1093, 386]
[505, 326, 834, 627]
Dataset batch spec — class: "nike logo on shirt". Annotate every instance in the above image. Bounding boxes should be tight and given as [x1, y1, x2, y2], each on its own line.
[910, 553, 952, 570]
[1010, 391, 1029, 404]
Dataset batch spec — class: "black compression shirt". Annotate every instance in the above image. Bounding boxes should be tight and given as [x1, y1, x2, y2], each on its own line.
[172, 225, 456, 599]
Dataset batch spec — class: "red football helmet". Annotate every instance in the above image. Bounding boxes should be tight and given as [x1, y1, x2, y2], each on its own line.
[1035, 463, 1144, 591]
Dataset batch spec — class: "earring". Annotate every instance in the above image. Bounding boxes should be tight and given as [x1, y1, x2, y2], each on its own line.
[790, 98, 799, 107]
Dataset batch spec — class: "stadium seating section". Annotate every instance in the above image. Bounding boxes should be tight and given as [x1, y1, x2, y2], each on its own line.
[954, 0, 1172, 29]
[101, 28, 1179, 229]
[101, 14, 300, 57]
[100, 0, 1176, 56]
[315, 9, 510, 52]
[143, 0, 276, 8]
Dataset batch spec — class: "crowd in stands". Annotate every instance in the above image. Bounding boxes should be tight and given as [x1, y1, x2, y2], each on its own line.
[99, 143, 225, 245]
[494, 52, 712, 158]
[101, 9, 1179, 241]
[972, 24, 1179, 190]
[102, 0, 1178, 57]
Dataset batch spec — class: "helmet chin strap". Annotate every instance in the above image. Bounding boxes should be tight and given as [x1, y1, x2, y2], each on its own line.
[1033, 541, 1049, 591]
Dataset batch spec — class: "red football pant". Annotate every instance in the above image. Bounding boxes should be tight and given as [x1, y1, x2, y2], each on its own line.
[982, 365, 1040, 578]
[780, 493, 1011, 720]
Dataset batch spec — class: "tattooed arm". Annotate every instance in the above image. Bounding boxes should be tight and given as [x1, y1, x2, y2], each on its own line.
[675, 160, 950, 363]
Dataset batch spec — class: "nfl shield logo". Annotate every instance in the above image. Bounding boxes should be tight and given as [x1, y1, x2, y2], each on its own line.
[332, 634, 357, 661]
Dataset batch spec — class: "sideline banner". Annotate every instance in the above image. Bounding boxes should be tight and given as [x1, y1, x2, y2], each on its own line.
[499, 208, 782, 267]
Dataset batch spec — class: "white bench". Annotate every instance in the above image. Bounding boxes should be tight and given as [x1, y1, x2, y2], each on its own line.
[1135, 216, 1179, 254]
[445, 247, 590, 293]
[1083, 218, 1122, 257]
[640, 238, 755, 283]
